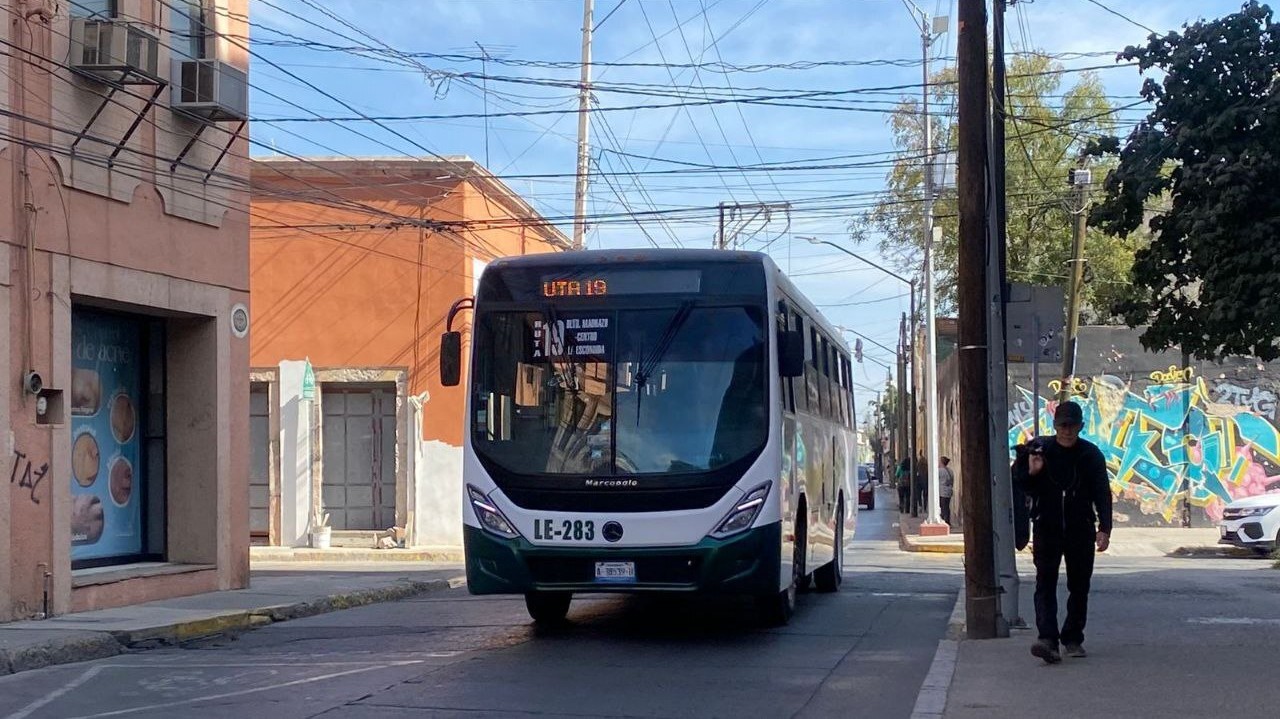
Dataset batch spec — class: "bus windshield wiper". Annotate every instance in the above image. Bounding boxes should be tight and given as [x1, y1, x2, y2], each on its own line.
[632, 302, 694, 422]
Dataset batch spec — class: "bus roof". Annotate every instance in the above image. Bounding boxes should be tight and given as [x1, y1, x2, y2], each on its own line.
[487, 248, 769, 269]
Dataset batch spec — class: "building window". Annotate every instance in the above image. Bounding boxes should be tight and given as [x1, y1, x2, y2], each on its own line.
[71, 0, 116, 18]
[71, 308, 166, 569]
[171, 0, 214, 60]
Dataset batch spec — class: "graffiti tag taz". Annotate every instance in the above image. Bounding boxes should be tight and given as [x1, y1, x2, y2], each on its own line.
[10, 449, 50, 504]
[1010, 371, 1280, 523]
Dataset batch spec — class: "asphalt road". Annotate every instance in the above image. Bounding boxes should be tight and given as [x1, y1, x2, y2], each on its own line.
[0, 487, 962, 719]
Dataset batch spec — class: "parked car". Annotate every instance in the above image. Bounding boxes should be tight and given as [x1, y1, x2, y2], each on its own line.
[1218, 493, 1280, 555]
[858, 465, 875, 510]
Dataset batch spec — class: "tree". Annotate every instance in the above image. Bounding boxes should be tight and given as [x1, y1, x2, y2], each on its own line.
[855, 54, 1144, 322]
[1089, 2, 1280, 360]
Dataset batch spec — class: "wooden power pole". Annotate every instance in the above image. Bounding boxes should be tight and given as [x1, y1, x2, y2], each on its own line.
[956, 0, 998, 640]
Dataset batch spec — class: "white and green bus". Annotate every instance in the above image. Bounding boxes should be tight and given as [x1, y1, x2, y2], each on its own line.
[440, 249, 858, 625]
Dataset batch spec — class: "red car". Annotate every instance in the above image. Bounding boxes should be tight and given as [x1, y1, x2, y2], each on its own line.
[858, 465, 875, 510]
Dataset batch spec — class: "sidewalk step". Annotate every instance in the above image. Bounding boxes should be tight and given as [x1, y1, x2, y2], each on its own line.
[250, 546, 465, 563]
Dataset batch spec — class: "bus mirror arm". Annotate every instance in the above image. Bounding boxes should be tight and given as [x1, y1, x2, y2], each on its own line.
[441, 297, 475, 388]
[778, 330, 805, 378]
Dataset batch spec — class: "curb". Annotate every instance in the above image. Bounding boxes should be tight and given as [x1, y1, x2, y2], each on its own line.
[0, 577, 461, 677]
[945, 586, 966, 641]
[901, 539, 966, 554]
[0, 633, 123, 676]
[1167, 545, 1259, 559]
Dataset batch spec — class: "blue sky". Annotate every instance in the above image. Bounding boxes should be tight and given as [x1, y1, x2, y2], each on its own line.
[246, 0, 1255, 418]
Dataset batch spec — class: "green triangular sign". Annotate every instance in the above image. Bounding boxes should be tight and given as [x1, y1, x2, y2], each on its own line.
[301, 358, 316, 401]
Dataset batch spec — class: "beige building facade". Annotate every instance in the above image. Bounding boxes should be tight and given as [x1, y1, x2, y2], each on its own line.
[2, 0, 250, 620]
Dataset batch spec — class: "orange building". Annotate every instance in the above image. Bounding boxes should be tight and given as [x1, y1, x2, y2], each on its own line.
[249, 157, 568, 548]
[3, 0, 251, 619]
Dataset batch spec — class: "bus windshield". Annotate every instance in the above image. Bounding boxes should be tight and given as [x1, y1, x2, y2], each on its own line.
[472, 305, 767, 476]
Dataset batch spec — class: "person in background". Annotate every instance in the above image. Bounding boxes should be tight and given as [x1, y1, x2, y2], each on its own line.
[939, 456, 955, 525]
[896, 457, 911, 512]
[913, 453, 927, 514]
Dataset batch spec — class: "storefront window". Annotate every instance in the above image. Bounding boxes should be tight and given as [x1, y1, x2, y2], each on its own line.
[71, 308, 165, 568]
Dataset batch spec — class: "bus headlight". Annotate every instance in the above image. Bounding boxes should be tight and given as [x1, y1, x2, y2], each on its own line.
[711, 482, 771, 538]
[468, 485, 519, 538]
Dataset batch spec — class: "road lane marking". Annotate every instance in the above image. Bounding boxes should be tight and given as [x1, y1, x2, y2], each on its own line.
[1187, 617, 1280, 625]
[55, 661, 423, 719]
[4, 666, 104, 719]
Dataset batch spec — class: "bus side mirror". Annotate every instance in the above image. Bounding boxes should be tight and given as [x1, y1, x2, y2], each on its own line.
[440, 331, 462, 387]
[778, 330, 804, 378]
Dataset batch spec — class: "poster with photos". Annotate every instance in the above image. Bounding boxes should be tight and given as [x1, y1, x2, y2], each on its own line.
[70, 309, 143, 562]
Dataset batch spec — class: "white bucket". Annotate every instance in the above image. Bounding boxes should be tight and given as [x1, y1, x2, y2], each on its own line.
[309, 526, 331, 549]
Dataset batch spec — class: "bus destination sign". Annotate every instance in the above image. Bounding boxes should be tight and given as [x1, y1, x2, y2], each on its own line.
[540, 269, 701, 298]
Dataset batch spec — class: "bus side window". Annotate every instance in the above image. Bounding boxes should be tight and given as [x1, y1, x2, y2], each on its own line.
[805, 323, 819, 414]
[840, 357, 849, 427]
[777, 304, 794, 414]
[811, 328, 824, 418]
[791, 313, 807, 414]
[820, 336, 833, 422]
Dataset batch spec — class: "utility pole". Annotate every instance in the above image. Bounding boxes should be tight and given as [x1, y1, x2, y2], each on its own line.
[987, 0, 1019, 633]
[1058, 168, 1091, 401]
[717, 202, 727, 249]
[572, 0, 594, 250]
[957, 0, 997, 640]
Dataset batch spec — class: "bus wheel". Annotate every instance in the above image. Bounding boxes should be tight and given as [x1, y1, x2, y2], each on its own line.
[525, 591, 572, 625]
[758, 518, 803, 626]
[815, 501, 843, 593]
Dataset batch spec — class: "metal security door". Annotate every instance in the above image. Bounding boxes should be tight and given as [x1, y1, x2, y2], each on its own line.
[249, 384, 271, 541]
[321, 384, 396, 530]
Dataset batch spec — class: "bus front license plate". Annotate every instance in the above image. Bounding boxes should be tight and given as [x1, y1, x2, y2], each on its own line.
[594, 561, 636, 583]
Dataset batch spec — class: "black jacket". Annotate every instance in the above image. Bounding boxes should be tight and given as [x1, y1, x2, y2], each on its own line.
[1012, 437, 1113, 541]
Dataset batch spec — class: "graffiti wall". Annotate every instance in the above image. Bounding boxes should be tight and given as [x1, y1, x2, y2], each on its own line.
[1009, 366, 1280, 526]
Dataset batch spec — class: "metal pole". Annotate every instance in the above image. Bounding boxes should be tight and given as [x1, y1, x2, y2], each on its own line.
[908, 280, 919, 517]
[572, 0, 594, 250]
[957, 0, 997, 640]
[1032, 314, 1041, 438]
[899, 312, 909, 502]
[1058, 174, 1090, 401]
[920, 10, 943, 526]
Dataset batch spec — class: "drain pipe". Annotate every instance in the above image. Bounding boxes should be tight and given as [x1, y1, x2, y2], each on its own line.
[36, 562, 51, 619]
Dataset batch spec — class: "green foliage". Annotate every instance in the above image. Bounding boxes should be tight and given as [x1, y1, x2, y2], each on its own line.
[855, 54, 1143, 322]
[1090, 2, 1280, 360]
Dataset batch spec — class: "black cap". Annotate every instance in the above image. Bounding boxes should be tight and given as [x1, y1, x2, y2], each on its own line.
[1054, 400, 1084, 427]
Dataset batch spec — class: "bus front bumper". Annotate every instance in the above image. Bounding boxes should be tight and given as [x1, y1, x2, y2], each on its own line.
[463, 522, 782, 595]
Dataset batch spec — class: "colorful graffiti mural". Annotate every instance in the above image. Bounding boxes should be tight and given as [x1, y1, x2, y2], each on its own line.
[1009, 367, 1280, 525]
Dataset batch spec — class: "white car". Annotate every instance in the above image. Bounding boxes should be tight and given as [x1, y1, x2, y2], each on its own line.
[1218, 493, 1280, 555]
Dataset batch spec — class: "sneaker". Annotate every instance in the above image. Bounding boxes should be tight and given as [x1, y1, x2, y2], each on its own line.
[1063, 643, 1087, 658]
[1031, 639, 1062, 664]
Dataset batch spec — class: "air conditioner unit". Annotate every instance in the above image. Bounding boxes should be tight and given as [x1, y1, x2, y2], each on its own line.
[70, 18, 162, 85]
[172, 58, 248, 122]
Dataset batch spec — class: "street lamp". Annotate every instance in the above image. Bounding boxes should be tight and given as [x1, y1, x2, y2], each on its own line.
[801, 236, 924, 517]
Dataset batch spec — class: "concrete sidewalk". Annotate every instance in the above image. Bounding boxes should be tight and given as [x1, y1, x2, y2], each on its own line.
[0, 562, 463, 677]
[941, 554, 1280, 718]
[892, 488, 1253, 559]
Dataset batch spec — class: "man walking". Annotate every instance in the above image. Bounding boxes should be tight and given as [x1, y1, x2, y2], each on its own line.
[938, 456, 955, 525]
[1014, 400, 1112, 664]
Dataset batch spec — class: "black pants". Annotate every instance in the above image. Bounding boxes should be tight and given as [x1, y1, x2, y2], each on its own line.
[898, 483, 910, 512]
[940, 497, 952, 525]
[1033, 531, 1096, 646]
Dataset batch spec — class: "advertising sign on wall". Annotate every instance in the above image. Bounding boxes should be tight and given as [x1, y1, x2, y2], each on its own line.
[70, 309, 144, 563]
